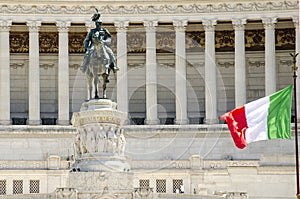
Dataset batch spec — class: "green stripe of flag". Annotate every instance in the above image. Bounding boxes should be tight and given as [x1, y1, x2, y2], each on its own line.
[267, 85, 293, 139]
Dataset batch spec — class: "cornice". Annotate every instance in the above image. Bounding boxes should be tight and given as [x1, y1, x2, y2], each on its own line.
[0, 1, 297, 19]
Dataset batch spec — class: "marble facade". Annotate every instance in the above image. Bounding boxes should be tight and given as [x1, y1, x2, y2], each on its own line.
[0, 0, 299, 198]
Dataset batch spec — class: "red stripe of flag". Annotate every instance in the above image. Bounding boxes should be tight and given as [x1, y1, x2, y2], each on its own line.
[220, 106, 248, 149]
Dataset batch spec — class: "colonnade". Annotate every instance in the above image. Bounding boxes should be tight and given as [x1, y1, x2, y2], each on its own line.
[0, 17, 299, 125]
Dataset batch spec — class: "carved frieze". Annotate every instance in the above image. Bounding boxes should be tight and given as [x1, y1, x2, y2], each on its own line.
[215, 30, 234, 52]
[69, 32, 85, 53]
[8, 28, 296, 54]
[10, 32, 29, 53]
[245, 30, 265, 51]
[127, 32, 146, 53]
[186, 31, 205, 51]
[275, 28, 295, 50]
[39, 32, 58, 53]
[156, 31, 175, 53]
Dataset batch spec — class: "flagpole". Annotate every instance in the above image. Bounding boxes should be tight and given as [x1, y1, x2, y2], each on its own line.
[290, 52, 300, 199]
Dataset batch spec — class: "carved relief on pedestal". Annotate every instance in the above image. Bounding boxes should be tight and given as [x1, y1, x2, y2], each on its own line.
[74, 125, 126, 158]
[55, 188, 78, 199]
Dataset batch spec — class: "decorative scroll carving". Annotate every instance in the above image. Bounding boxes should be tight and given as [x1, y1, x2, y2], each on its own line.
[10, 32, 29, 53]
[39, 32, 59, 53]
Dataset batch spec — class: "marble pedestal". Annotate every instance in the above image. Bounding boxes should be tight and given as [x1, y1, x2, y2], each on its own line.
[70, 99, 133, 199]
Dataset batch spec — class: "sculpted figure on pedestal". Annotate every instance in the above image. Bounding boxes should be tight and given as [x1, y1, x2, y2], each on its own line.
[117, 129, 126, 156]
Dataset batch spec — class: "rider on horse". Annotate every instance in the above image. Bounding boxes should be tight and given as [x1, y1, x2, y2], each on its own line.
[80, 9, 119, 82]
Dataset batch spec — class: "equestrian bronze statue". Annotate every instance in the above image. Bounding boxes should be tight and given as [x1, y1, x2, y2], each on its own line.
[80, 9, 119, 99]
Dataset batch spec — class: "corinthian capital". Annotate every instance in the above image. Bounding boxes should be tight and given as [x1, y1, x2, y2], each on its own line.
[262, 17, 277, 29]
[292, 16, 299, 28]
[27, 20, 41, 32]
[143, 20, 158, 31]
[56, 21, 71, 33]
[232, 19, 247, 31]
[202, 20, 217, 32]
[115, 21, 129, 32]
[0, 20, 12, 31]
[173, 20, 187, 32]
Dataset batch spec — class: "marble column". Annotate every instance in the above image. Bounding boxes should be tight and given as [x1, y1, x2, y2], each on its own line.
[173, 20, 188, 124]
[203, 20, 218, 124]
[115, 21, 129, 123]
[144, 21, 159, 125]
[56, 21, 71, 125]
[0, 20, 12, 125]
[27, 21, 41, 125]
[232, 19, 247, 107]
[293, 16, 300, 121]
[262, 17, 277, 96]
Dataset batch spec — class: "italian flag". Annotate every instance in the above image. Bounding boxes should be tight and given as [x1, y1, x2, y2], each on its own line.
[220, 85, 293, 149]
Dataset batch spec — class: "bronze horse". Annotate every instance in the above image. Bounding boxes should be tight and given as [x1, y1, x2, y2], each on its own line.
[86, 32, 110, 99]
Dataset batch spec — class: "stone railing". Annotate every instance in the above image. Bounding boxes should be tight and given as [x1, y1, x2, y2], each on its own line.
[0, 193, 54, 199]
[131, 158, 259, 170]
[0, 156, 71, 170]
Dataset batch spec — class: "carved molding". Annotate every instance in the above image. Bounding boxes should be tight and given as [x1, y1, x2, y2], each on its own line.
[0, 1, 297, 16]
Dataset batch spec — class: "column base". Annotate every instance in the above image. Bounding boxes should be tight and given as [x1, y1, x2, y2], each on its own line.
[144, 119, 160, 125]
[0, 120, 11, 125]
[27, 120, 41, 125]
[175, 119, 189, 125]
[57, 119, 70, 125]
